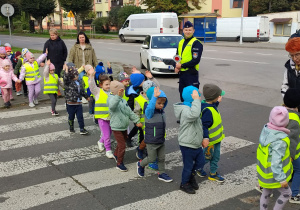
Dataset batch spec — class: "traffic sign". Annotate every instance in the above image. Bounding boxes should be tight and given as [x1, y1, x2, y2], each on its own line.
[67, 11, 74, 18]
[173, 55, 181, 63]
[1, 4, 14, 17]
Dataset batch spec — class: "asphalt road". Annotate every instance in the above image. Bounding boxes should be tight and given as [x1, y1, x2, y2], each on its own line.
[0, 35, 297, 210]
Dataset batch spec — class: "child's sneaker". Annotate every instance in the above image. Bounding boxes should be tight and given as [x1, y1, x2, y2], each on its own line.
[29, 102, 35, 107]
[80, 129, 89, 135]
[158, 173, 173, 183]
[136, 147, 144, 160]
[33, 99, 38, 105]
[4, 102, 9, 108]
[106, 150, 114, 159]
[148, 162, 158, 170]
[16, 91, 22, 96]
[116, 163, 128, 172]
[289, 195, 300, 204]
[51, 111, 59, 116]
[126, 138, 133, 147]
[196, 169, 207, 177]
[137, 161, 144, 177]
[189, 175, 199, 190]
[208, 172, 225, 183]
[113, 154, 117, 163]
[97, 141, 105, 152]
[255, 185, 263, 193]
[180, 183, 195, 194]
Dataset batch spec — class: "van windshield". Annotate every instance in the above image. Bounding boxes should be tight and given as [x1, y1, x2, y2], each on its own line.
[151, 36, 183, 49]
[163, 18, 179, 28]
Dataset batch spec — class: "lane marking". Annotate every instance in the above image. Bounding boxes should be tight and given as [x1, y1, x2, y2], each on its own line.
[202, 56, 269, 64]
[0, 136, 254, 209]
[228, 51, 243, 54]
[106, 48, 139, 53]
[114, 164, 257, 210]
[205, 50, 217, 52]
[256, 53, 272, 56]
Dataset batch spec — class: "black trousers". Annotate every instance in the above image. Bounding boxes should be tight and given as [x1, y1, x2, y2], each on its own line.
[179, 71, 200, 102]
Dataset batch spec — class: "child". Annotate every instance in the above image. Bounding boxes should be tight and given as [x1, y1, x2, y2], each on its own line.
[136, 86, 173, 182]
[117, 71, 130, 90]
[0, 59, 21, 108]
[19, 51, 47, 107]
[14, 48, 29, 97]
[63, 62, 89, 135]
[87, 66, 114, 159]
[257, 106, 292, 210]
[174, 86, 206, 194]
[96, 61, 113, 76]
[43, 59, 64, 115]
[0, 47, 14, 98]
[196, 84, 225, 182]
[107, 80, 142, 171]
[283, 88, 300, 204]
[12, 51, 22, 96]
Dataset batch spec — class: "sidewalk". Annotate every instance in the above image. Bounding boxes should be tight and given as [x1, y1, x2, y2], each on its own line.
[204, 41, 285, 50]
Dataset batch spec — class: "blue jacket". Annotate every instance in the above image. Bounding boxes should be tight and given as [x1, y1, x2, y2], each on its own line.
[144, 90, 168, 144]
[201, 101, 220, 139]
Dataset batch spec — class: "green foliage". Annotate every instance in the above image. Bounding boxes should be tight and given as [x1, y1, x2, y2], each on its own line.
[117, 5, 144, 28]
[92, 17, 110, 33]
[249, 0, 300, 16]
[141, 0, 203, 16]
[108, 6, 121, 28]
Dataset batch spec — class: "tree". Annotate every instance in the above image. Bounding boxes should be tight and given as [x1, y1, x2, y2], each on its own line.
[59, 0, 93, 32]
[78, 10, 95, 30]
[21, 0, 56, 32]
[108, 6, 121, 29]
[141, 0, 204, 16]
[117, 5, 144, 28]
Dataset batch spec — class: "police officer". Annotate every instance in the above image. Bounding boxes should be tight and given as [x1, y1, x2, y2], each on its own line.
[175, 21, 203, 102]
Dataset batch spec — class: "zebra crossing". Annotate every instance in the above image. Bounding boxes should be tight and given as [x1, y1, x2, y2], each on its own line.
[0, 103, 264, 210]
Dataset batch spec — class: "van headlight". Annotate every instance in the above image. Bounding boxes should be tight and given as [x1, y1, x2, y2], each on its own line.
[151, 56, 163, 62]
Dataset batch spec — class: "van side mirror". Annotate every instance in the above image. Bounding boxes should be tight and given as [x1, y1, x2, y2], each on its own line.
[142, 44, 149, 49]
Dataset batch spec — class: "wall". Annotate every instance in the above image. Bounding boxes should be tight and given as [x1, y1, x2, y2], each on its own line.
[95, 0, 110, 17]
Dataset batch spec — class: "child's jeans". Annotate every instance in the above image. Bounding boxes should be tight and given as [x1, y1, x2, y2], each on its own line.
[260, 186, 291, 210]
[67, 104, 85, 130]
[180, 145, 205, 185]
[27, 83, 41, 103]
[1, 88, 11, 103]
[48, 94, 57, 112]
[98, 119, 112, 151]
[204, 142, 221, 174]
[140, 143, 165, 174]
[113, 130, 127, 165]
[291, 157, 300, 196]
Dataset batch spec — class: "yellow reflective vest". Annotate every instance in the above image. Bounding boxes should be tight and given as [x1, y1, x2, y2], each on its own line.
[94, 88, 109, 119]
[82, 75, 89, 93]
[257, 136, 293, 189]
[23, 61, 40, 82]
[178, 37, 201, 72]
[201, 107, 225, 146]
[43, 74, 58, 94]
[134, 95, 147, 131]
[289, 112, 300, 160]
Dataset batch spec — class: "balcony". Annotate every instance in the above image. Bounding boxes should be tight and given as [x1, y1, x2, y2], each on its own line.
[111, 0, 123, 7]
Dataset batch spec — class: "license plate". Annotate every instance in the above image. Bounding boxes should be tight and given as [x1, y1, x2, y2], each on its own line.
[168, 66, 174, 70]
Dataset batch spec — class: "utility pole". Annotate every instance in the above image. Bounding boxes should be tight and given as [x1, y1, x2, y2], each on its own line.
[240, 0, 245, 45]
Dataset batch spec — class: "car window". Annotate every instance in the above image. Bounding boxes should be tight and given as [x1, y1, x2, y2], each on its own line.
[123, 20, 129, 28]
[151, 36, 183, 49]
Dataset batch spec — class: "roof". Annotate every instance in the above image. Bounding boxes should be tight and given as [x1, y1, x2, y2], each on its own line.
[178, 13, 219, 18]
[270, 18, 292, 23]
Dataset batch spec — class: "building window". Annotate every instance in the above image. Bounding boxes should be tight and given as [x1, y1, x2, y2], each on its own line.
[274, 23, 291, 36]
[96, 0, 102, 3]
[106, 11, 109, 16]
[97, 12, 102, 18]
[231, 0, 243, 8]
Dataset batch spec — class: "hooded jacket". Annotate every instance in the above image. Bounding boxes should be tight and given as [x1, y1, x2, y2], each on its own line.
[144, 89, 167, 144]
[68, 43, 98, 68]
[258, 125, 290, 182]
[0, 67, 18, 88]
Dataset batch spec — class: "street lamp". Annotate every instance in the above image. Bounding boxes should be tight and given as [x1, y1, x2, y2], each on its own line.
[240, 0, 245, 44]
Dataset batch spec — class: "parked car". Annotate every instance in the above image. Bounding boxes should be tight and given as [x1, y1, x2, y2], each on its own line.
[140, 34, 183, 74]
[119, 12, 179, 43]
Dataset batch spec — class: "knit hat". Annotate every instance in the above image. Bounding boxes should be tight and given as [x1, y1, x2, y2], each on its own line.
[66, 62, 76, 71]
[130, 73, 144, 87]
[118, 71, 130, 82]
[2, 59, 11, 67]
[182, 86, 200, 107]
[268, 106, 289, 129]
[15, 51, 21, 57]
[69, 69, 79, 80]
[49, 63, 55, 71]
[0, 78, 7, 87]
[98, 62, 103, 66]
[203, 84, 225, 101]
[21, 48, 29, 57]
[110, 81, 124, 95]
[25, 52, 34, 60]
[284, 88, 300, 108]
[5, 46, 11, 52]
[147, 87, 155, 100]
[4, 43, 11, 48]
[0, 47, 6, 54]
[142, 80, 156, 93]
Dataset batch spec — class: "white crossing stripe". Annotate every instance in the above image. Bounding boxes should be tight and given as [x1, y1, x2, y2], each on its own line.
[0, 137, 254, 209]
[0, 113, 92, 134]
[203, 56, 269, 65]
[0, 105, 67, 119]
[114, 164, 257, 210]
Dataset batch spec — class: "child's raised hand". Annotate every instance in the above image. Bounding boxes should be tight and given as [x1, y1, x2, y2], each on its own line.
[136, 123, 143, 128]
[191, 90, 201, 100]
[16, 79, 22, 83]
[63, 64, 68, 72]
[202, 138, 209, 148]
[107, 61, 111, 68]
[131, 66, 141, 74]
[46, 59, 51, 66]
[145, 70, 153, 79]
[154, 86, 161, 98]
[118, 88, 124, 97]
[280, 181, 288, 188]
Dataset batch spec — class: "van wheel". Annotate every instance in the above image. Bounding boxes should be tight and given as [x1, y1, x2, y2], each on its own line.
[140, 55, 145, 69]
[120, 35, 126, 43]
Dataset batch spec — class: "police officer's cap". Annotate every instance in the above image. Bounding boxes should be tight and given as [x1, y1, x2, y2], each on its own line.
[184, 21, 193, 28]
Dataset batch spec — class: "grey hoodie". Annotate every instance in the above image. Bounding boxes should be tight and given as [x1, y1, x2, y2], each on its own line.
[258, 125, 290, 182]
[173, 99, 203, 149]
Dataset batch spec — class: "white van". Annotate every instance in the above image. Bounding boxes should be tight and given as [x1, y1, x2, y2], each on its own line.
[119, 12, 179, 42]
[217, 16, 269, 42]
